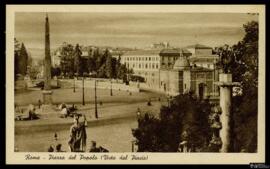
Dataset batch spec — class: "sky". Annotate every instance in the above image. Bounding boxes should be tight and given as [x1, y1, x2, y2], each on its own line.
[15, 12, 258, 59]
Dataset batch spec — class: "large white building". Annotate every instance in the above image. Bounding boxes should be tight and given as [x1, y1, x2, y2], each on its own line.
[120, 49, 161, 88]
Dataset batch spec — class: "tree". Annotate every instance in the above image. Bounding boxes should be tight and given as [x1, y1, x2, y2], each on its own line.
[232, 21, 258, 152]
[17, 43, 28, 76]
[111, 57, 117, 78]
[14, 39, 20, 77]
[214, 21, 258, 152]
[97, 64, 106, 78]
[51, 66, 61, 77]
[73, 44, 83, 76]
[105, 55, 113, 78]
[118, 64, 127, 80]
[132, 93, 212, 152]
[95, 48, 104, 70]
[115, 55, 122, 79]
[87, 57, 96, 73]
[59, 43, 74, 76]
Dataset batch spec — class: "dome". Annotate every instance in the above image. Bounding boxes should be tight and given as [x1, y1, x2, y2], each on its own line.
[173, 57, 190, 70]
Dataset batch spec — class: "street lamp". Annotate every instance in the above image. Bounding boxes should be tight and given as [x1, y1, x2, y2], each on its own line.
[82, 72, 86, 106]
[110, 79, 113, 96]
[94, 80, 98, 119]
[73, 73, 78, 93]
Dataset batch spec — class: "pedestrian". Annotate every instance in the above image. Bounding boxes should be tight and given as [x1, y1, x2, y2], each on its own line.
[60, 106, 68, 118]
[28, 104, 38, 120]
[38, 99, 42, 109]
[48, 145, 54, 152]
[147, 99, 152, 106]
[55, 144, 65, 152]
[89, 141, 99, 152]
[136, 108, 141, 119]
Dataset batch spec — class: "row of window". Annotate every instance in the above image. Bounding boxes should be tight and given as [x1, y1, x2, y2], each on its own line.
[138, 72, 156, 77]
[124, 56, 159, 62]
[161, 56, 178, 62]
[126, 62, 159, 69]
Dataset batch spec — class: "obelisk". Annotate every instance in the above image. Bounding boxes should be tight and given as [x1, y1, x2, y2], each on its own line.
[42, 14, 53, 104]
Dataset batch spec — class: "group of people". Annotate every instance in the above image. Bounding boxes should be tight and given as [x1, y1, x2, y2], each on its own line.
[59, 103, 77, 118]
[28, 104, 39, 120]
[48, 144, 65, 152]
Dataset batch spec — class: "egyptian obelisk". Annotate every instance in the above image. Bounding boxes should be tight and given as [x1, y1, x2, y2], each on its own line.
[42, 14, 53, 104]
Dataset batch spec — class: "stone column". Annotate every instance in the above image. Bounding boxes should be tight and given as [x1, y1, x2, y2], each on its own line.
[215, 73, 240, 152]
[42, 14, 53, 104]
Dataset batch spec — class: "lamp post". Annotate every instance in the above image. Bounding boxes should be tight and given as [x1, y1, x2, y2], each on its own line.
[82, 73, 86, 106]
[94, 80, 98, 119]
[110, 79, 113, 96]
[73, 76, 76, 93]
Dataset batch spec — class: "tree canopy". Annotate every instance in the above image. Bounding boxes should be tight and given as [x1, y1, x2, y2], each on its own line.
[14, 40, 29, 76]
[58, 43, 132, 80]
[214, 21, 258, 152]
[132, 93, 212, 152]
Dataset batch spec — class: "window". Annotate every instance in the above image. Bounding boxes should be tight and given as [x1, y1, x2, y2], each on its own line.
[145, 64, 148, 69]
[156, 63, 159, 69]
[152, 64, 155, 69]
[139, 64, 141, 68]
[208, 64, 210, 68]
[149, 57, 151, 61]
[185, 84, 186, 89]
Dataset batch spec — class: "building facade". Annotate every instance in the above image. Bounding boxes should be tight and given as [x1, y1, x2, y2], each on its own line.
[121, 44, 219, 98]
[121, 49, 161, 88]
[159, 44, 219, 97]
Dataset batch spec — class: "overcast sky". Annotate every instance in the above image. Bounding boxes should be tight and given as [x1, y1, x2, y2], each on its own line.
[15, 12, 258, 59]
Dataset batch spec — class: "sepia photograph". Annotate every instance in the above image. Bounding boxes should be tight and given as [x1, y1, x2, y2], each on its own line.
[6, 5, 266, 164]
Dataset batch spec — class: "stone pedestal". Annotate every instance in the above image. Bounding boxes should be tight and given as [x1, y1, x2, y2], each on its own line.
[42, 90, 53, 104]
[215, 73, 240, 152]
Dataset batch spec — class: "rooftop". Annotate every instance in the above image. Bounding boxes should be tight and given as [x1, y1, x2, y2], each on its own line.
[173, 57, 190, 70]
[159, 48, 181, 56]
[186, 44, 213, 49]
[122, 49, 161, 56]
[190, 66, 213, 72]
